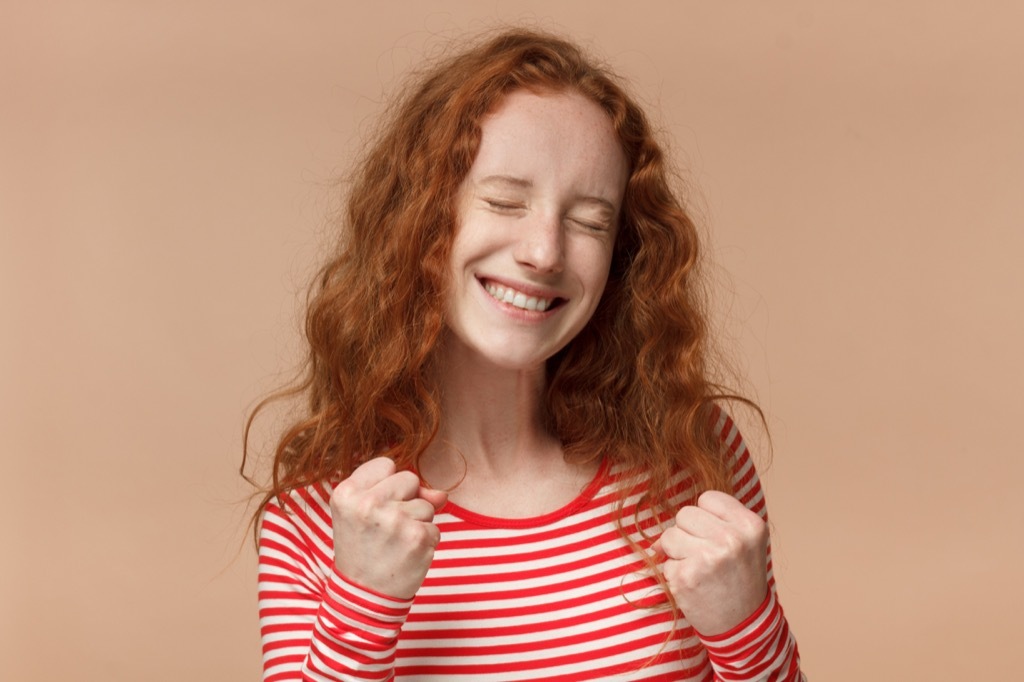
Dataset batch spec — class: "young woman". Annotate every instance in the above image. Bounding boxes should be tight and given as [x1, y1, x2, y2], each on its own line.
[247, 29, 804, 681]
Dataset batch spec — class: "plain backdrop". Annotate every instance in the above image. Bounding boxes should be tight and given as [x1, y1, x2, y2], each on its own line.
[3, 1, 1022, 680]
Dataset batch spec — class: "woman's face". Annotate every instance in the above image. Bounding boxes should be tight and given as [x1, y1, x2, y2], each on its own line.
[445, 89, 629, 372]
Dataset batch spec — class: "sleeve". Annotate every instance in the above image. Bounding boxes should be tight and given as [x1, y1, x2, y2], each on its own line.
[257, 485, 413, 682]
[696, 409, 807, 682]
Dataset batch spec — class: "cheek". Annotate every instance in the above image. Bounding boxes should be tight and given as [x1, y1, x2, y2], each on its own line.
[446, 232, 486, 314]
[447, 230, 473, 279]
[571, 248, 615, 327]
[449, 216, 490, 265]
[583, 245, 615, 295]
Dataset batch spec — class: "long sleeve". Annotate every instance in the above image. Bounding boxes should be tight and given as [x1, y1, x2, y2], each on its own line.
[258, 484, 410, 681]
[254, 416, 805, 681]
[696, 409, 806, 681]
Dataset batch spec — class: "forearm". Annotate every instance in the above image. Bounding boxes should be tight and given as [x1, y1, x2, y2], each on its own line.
[259, 502, 411, 681]
[292, 570, 410, 681]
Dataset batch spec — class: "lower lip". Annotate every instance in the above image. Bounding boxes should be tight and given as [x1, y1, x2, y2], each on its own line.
[477, 278, 558, 321]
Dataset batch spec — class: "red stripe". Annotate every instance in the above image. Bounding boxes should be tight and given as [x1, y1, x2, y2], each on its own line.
[401, 591, 667, 638]
[257, 409, 804, 681]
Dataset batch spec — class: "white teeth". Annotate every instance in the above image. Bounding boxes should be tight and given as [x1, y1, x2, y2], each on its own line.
[485, 282, 553, 312]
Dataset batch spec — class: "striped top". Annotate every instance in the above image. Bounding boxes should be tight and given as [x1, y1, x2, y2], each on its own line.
[258, 412, 804, 681]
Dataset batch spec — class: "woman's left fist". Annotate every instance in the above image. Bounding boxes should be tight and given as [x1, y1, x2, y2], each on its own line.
[653, 490, 770, 636]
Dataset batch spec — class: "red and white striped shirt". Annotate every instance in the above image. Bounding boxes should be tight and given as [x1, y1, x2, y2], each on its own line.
[258, 412, 804, 681]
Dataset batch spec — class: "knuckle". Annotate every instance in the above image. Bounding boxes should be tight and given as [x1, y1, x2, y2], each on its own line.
[393, 470, 420, 490]
[657, 528, 680, 555]
[696, 490, 718, 506]
[720, 528, 744, 554]
[665, 561, 699, 595]
[413, 499, 437, 521]
[752, 516, 769, 539]
[394, 468, 417, 482]
[697, 489, 731, 510]
[715, 526, 766, 564]
[674, 505, 696, 525]
[427, 526, 441, 548]
[365, 456, 396, 474]
[352, 495, 383, 522]
[401, 521, 431, 547]
[737, 514, 768, 545]
[330, 482, 358, 511]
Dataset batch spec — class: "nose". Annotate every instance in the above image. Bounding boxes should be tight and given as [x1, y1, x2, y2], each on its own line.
[513, 212, 564, 274]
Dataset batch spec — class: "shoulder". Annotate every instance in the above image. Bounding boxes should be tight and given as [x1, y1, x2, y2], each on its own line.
[258, 479, 341, 584]
[259, 480, 337, 553]
[263, 479, 335, 522]
[708, 405, 767, 520]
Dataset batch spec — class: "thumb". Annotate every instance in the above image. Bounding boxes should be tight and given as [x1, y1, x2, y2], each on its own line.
[650, 538, 664, 556]
[419, 486, 449, 511]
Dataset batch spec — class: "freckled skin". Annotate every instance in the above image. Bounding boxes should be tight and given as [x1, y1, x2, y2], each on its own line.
[330, 93, 770, 636]
[331, 457, 447, 600]
[653, 490, 770, 635]
[330, 90, 629, 599]
[445, 90, 629, 372]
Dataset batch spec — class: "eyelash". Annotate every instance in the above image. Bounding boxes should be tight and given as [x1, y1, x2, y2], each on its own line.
[485, 199, 524, 211]
[571, 219, 607, 233]
[484, 199, 608, 233]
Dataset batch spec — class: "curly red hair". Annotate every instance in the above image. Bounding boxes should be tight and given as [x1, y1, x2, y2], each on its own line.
[244, 28, 754, 531]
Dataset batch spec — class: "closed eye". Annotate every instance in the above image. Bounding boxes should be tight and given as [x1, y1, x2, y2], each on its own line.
[484, 199, 526, 212]
[568, 217, 611, 233]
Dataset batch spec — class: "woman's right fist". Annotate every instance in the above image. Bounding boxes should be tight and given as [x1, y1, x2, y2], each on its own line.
[330, 457, 448, 599]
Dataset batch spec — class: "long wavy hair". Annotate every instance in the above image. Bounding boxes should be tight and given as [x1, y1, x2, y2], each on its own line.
[243, 28, 754, 536]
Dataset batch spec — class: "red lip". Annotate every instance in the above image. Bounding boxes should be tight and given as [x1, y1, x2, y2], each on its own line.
[476, 275, 566, 302]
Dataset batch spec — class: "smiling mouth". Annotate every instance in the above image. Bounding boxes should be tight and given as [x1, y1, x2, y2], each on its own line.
[483, 281, 563, 312]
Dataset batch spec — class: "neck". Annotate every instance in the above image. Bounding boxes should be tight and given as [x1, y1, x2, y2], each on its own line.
[419, 336, 603, 518]
[421, 337, 562, 486]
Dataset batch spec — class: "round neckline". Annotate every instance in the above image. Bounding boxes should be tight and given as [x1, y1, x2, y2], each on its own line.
[437, 457, 611, 529]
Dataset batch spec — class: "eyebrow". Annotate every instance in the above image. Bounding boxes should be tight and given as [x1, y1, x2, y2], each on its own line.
[478, 175, 533, 189]
[477, 175, 618, 214]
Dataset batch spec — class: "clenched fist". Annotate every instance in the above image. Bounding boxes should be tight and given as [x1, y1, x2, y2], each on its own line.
[653, 490, 770, 636]
[330, 457, 448, 599]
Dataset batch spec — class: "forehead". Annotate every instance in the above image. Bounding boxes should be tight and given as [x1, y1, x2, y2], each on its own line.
[468, 90, 629, 197]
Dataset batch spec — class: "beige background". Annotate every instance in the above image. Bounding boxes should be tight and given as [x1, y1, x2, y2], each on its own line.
[3, 1, 1022, 680]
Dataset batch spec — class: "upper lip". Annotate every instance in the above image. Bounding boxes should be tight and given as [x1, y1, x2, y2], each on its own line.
[476, 275, 566, 301]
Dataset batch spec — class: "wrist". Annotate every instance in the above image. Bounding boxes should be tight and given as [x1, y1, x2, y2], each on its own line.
[693, 587, 772, 641]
